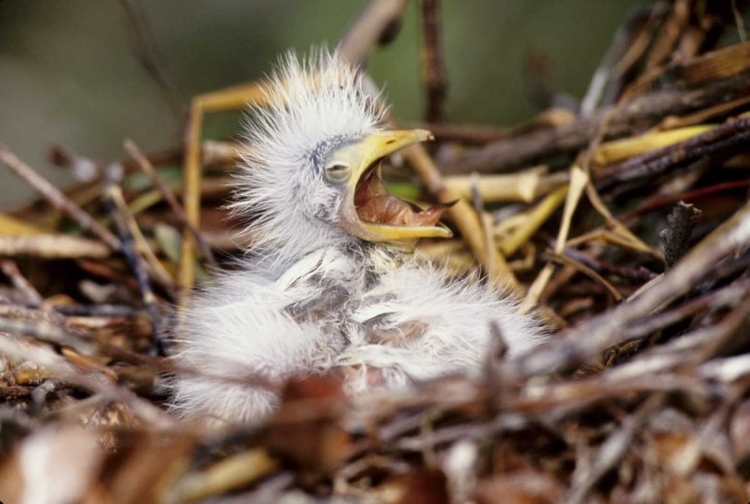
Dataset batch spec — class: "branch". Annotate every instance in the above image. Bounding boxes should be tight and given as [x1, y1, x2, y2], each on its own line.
[438, 72, 750, 175]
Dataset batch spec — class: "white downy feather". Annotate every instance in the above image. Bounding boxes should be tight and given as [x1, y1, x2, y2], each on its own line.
[169, 49, 546, 426]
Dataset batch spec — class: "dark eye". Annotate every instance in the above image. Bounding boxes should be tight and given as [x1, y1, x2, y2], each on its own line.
[324, 162, 351, 183]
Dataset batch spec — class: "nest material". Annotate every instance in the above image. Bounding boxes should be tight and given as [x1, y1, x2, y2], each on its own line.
[2, 0, 750, 502]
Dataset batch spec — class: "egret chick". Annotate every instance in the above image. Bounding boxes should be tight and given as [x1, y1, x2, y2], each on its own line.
[169, 50, 546, 426]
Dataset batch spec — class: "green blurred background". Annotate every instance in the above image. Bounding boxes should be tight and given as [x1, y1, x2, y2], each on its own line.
[0, 0, 642, 209]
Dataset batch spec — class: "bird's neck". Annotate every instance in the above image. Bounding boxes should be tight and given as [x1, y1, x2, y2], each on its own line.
[350, 240, 415, 277]
[378, 240, 418, 255]
[261, 235, 417, 277]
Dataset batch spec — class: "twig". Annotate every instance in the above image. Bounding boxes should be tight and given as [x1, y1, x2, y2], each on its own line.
[498, 185, 568, 257]
[443, 168, 568, 204]
[547, 250, 623, 302]
[566, 395, 663, 504]
[470, 174, 495, 281]
[0, 235, 111, 259]
[733, 0, 748, 42]
[643, 0, 690, 69]
[124, 139, 219, 270]
[0, 304, 94, 355]
[522, 166, 588, 311]
[178, 102, 205, 295]
[620, 179, 750, 225]
[337, 0, 409, 64]
[437, 72, 750, 175]
[417, 123, 510, 145]
[108, 173, 175, 291]
[0, 260, 44, 308]
[419, 0, 448, 124]
[618, 278, 750, 343]
[561, 247, 657, 284]
[659, 202, 702, 271]
[54, 304, 145, 318]
[580, 5, 655, 116]
[0, 144, 121, 251]
[511, 198, 750, 378]
[597, 116, 750, 191]
[403, 142, 521, 292]
[103, 168, 166, 356]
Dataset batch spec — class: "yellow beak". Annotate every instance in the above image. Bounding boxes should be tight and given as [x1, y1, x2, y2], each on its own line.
[334, 129, 453, 243]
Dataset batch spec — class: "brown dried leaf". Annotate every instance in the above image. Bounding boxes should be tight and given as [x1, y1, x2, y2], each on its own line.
[265, 375, 353, 477]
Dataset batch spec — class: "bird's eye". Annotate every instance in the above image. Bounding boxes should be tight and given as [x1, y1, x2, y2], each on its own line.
[324, 162, 351, 184]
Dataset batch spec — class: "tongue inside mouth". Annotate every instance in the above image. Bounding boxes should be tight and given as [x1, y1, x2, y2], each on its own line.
[354, 163, 454, 227]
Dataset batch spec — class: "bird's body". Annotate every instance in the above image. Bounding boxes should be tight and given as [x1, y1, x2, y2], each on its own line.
[169, 50, 546, 426]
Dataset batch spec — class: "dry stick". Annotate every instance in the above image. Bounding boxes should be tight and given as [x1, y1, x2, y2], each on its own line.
[179, 83, 268, 293]
[561, 246, 657, 283]
[103, 169, 166, 356]
[336, 0, 409, 64]
[566, 394, 663, 504]
[437, 72, 750, 175]
[522, 166, 588, 311]
[643, 0, 689, 70]
[54, 304, 144, 318]
[580, 5, 655, 116]
[619, 179, 750, 225]
[0, 304, 94, 354]
[0, 234, 111, 259]
[597, 115, 750, 191]
[108, 181, 175, 291]
[511, 199, 750, 379]
[444, 166, 568, 203]
[0, 144, 121, 251]
[619, 279, 750, 343]
[0, 259, 44, 308]
[732, 0, 748, 42]
[549, 52, 667, 305]
[693, 295, 750, 365]
[403, 143, 521, 292]
[659, 202, 702, 271]
[124, 139, 219, 270]
[578, 57, 662, 258]
[421, 108, 577, 146]
[416, 123, 511, 145]
[9, 335, 174, 427]
[179, 104, 204, 294]
[419, 0, 448, 124]
[470, 175, 496, 281]
[546, 250, 623, 302]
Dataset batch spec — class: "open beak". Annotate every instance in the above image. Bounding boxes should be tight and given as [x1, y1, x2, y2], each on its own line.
[337, 129, 453, 243]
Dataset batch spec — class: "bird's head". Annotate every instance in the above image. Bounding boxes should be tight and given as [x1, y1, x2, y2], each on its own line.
[233, 50, 452, 262]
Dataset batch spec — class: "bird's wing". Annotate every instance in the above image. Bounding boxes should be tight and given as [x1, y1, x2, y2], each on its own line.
[339, 260, 546, 390]
[168, 246, 361, 425]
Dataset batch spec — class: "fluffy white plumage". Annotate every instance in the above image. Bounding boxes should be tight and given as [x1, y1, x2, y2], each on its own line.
[169, 49, 546, 426]
[232, 50, 385, 264]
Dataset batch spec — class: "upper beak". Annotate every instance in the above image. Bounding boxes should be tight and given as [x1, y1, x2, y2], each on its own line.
[347, 129, 435, 173]
[337, 129, 453, 243]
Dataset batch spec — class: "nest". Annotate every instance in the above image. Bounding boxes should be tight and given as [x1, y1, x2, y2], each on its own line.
[2, 0, 750, 502]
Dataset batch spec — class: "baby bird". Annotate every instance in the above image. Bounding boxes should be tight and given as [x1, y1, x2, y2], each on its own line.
[169, 50, 546, 426]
